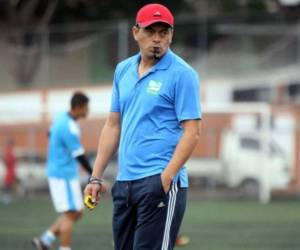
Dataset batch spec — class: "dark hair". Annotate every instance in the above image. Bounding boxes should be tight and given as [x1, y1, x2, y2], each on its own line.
[71, 91, 89, 109]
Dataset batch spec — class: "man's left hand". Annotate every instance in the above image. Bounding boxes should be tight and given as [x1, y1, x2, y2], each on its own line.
[160, 172, 173, 194]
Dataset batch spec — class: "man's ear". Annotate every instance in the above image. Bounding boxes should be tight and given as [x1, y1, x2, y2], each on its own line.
[169, 29, 174, 44]
[132, 26, 139, 41]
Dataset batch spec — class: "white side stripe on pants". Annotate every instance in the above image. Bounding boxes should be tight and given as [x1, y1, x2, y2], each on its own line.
[161, 182, 178, 250]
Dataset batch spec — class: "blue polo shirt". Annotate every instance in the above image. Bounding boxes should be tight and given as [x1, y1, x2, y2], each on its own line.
[111, 49, 201, 187]
[46, 112, 84, 179]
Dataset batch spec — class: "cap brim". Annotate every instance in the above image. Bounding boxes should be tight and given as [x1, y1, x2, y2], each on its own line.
[138, 20, 173, 28]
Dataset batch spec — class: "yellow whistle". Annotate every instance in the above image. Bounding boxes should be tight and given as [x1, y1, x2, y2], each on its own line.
[84, 195, 96, 210]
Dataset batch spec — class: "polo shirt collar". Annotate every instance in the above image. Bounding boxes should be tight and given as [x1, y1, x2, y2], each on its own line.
[153, 49, 173, 70]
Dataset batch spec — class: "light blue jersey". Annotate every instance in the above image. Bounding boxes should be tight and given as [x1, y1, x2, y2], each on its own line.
[46, 112, 84, 179]
[111, 49, 202, 187]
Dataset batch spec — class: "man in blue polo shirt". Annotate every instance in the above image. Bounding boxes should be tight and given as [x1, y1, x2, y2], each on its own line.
[84, 3, 201, 250]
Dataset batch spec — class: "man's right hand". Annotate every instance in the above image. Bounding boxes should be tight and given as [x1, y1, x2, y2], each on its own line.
[84, 181, 107, 207]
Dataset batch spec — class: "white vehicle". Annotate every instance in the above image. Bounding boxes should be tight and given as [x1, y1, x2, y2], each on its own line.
[187, 157, 223, 187]
[221, 130, 292, 198]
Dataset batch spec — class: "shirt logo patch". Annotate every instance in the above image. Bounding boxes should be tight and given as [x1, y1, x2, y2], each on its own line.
[147, 80, 162, 95]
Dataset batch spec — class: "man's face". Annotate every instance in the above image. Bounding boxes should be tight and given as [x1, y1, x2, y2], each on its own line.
[75, 104, 89, 119]
[132, 22, 173, 60]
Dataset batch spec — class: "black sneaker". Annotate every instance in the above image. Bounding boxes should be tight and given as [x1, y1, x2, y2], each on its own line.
[31, 237, 50, 250]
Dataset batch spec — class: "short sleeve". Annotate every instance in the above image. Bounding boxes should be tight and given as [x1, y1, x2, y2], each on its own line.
[63, 120, 84, 157]
[110, 70, 120, 112]
[175, 69, 202, 122]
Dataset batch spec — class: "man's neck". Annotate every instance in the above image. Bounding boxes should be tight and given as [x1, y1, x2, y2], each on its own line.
[68, 111, 77, 120]
[138, 56, 159, 77]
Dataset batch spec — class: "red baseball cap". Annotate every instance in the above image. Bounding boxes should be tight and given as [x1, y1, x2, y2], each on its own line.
[136, 3, 174, 28]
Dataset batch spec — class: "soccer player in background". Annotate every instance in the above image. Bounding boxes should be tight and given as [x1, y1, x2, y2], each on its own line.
[32, 91, 93, 250]
[84, 3, 202, 250]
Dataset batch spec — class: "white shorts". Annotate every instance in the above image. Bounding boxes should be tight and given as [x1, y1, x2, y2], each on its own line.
[48, 177, 84, 213]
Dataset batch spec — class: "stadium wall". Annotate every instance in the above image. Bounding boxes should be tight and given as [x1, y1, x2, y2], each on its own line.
[0, 87, 300, 194]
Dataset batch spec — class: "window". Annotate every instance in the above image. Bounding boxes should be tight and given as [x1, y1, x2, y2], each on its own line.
[240, 137, 260, 150]
[233, 87, 272, 102]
